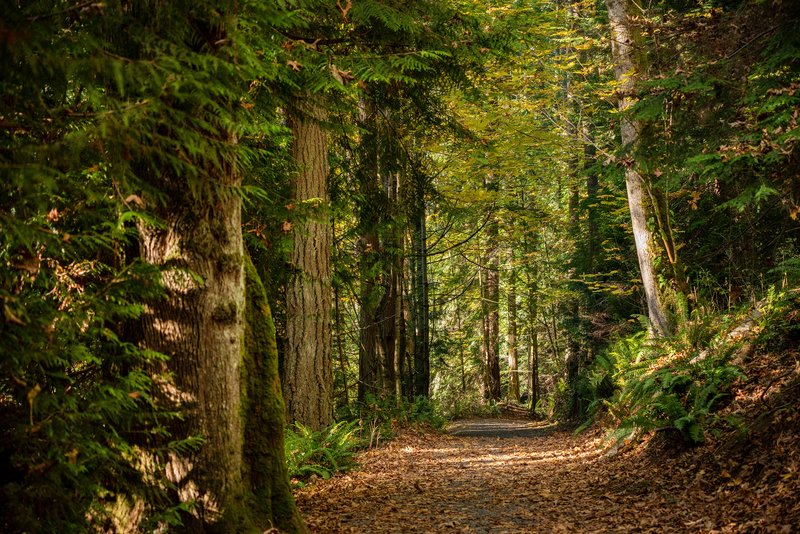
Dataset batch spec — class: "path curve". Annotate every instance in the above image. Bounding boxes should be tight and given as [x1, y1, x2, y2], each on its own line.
[294, 418, 770, 533]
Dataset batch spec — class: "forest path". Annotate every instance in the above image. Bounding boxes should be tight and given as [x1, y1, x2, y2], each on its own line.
[294, 418, 722, 533]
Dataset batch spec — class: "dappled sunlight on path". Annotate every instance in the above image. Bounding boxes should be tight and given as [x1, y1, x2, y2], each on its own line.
[295, 418, 702, 533]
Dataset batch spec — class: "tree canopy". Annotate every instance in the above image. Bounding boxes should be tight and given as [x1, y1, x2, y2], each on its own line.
[2, 0, 798, 530]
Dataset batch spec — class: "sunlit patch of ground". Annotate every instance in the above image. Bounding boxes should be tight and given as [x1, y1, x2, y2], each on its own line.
[298, 397, 800, 533]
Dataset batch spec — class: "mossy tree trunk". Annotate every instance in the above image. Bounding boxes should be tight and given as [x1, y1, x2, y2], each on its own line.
[138, 186, 306, 532]
[243, 255, 307, 533]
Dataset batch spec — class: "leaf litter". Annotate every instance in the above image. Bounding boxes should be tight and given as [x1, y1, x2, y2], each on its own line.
[296, 359, 800, 533]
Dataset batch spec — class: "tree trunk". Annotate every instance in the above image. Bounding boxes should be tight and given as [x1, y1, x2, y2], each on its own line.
[526, 271, 540, 417]
[481, 209, 502, 401]
[585, 125, 599, 273]
[358, 228, 384, 401]
[507, 251, 520, 402]
[334, 285, 350, 406]
[138, 180, 247, 529]
[411, 198, 430, 398]
[284, 102, 334, 430]
[606, 0, 670, 337]
[138, 185, 305, 531]
[243, 255, 307, 533]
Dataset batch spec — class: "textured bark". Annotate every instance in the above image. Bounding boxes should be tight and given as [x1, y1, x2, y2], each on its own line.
[606, 0, 670, 336]
[285, 103, 333, 430]
[139, 181, 247, 529]
[411, 200, 430, 398]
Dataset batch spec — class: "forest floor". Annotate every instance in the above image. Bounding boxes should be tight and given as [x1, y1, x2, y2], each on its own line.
[295, 358, 800, 533]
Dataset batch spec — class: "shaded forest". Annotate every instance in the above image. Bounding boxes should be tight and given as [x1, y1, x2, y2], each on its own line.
[1, 0, 799, 532]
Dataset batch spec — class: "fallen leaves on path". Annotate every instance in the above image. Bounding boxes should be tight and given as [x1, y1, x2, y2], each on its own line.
[295, 414, 800, 533]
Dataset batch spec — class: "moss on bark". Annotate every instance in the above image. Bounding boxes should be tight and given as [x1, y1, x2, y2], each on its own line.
[242, 254, 307, 533]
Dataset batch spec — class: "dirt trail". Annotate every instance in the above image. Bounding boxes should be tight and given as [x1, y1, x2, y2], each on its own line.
[295, 418, 720, 533]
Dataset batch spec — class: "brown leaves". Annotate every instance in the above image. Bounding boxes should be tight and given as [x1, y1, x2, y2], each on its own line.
[330, 64, 353, 85]
[296, 412, 800, 532]
[124, 194, 145, 208]
[337, 0, 352, 20]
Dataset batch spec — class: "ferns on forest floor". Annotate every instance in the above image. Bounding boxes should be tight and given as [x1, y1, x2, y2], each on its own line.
[285, 396, 446, 487]
[578, 291, 800, 444]
[284, 421, 360, 487]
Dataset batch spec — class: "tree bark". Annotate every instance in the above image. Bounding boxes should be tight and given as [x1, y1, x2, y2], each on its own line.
[507, 250, 520, 402]
[411, 198, 430, 398]
[138, 184, 305, 531]
[358, 228, 384, 401]
[139, 184, 247, 529]
[481, 206, 502, 401]
[243, 255, 307, 533]
[605, 0, 670, 337]
[284, 102, 334, 430]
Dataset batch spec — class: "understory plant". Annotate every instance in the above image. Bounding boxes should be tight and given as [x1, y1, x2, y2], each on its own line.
[580, 302, 765, 443]
[284, 420, 360, 487]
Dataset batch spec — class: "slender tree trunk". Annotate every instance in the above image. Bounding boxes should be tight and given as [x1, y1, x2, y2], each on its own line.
[481, 211, 502, 401]
[380, 171, 400, 397]
[606, 0, 670, 336]
[402, 248, 415, 401]
[358, 228, 384, 401]
[394, 268, 404, 406]
[585, 125, 599, 273]
[284, 102, 333, 430]
[507, 251, 520, 402]
[411, 198, 430, 398]
[334, 285, 350, 406]
[526, 271, 540, 417]
[456, 305, 467, 393]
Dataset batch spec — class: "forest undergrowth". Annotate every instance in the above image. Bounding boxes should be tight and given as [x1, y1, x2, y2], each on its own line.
[294, 295, 800, 533]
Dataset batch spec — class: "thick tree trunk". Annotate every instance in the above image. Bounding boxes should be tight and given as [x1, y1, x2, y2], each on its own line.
[139, 183, 247, 529]
[139, 184, 304, 531]
[605, 0, 670, 337]
[284, 102, 334, 430]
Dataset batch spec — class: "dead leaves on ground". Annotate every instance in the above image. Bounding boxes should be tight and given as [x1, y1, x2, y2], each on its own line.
[295, 413, 800, 533]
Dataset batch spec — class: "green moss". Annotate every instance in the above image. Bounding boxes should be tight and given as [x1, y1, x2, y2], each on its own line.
[241, 254, 307, 533]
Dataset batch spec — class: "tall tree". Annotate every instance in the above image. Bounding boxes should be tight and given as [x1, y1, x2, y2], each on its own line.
[605, 0, 670, 336]
[284, 101, 334, 430]
[480, 184, 502, 401]
[506, 249, 521, 402]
